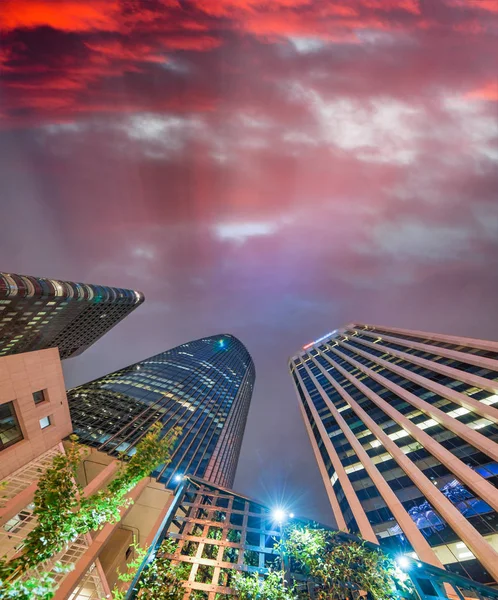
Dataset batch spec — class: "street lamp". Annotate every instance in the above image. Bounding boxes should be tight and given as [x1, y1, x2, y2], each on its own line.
[272, 508, 287, 523]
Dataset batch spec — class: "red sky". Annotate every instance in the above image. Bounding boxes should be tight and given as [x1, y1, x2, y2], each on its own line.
[1, 0, 497, 524]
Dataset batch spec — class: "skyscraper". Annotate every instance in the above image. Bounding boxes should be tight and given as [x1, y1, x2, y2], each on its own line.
[289, 323, 498, 584]
[68, 334, 255, 488]
[0, 272, 144, 359]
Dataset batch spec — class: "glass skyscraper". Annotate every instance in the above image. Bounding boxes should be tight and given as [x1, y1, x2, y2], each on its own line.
[289, 323, 498, 584]
[68, 334, 255, 488]
[0, 272, 144, 359]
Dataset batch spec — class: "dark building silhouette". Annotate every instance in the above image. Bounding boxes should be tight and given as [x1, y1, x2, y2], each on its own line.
[68, 334, 255, 488]
[0, 272, 144, 359]
[290, 323, 498, 584]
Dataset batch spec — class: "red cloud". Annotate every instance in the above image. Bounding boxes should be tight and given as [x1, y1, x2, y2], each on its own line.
[362, 0, 420, 14]
[467, 81, 498, 101]
[85, 40, 166, 63]
[445, 0, 498, 12]
[0, 0, 121, 32]
[0, 0, 497, 129]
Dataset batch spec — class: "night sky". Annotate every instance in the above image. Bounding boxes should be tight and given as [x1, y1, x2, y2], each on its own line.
[1, 0, 497, 526]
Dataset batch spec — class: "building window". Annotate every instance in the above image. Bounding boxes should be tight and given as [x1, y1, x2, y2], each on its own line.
[39, 416, 51, 430]
[33, 390, 47, 405]
[0, 402, 24, 450]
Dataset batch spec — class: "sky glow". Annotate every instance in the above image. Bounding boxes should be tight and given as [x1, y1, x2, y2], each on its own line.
[1, 0, 497, 525]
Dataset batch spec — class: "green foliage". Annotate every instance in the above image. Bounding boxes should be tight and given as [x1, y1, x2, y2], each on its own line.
[0, 437, 84, 582]
[207, 527, 223, 540]
[116, 544, 149, 585]
[135, 538, 193, 600]
[0, 563, 73, 600]
[0, 425, 181, 597]
[106, 542, 150, 599]
[280, 525, 414, 600]
[233, 570, 296, 600]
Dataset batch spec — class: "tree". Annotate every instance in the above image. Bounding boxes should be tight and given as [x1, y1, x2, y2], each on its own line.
[280, 525, 415, 600]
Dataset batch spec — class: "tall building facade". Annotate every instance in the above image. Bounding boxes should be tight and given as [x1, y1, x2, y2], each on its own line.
[289, 323, 498, 584]
[68, 334, 255, 489]
[0, 272, 144, 359]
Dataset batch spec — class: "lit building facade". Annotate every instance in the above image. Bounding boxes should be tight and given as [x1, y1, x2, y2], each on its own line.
[0, 272, 144, 359]
[68, 334, 255, 489]
[289, 323, 498, 584]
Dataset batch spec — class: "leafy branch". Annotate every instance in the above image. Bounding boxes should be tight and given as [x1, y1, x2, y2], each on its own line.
[233, 569, 296, 600]
[279, 525, 415, 600]
[0, 424, 181, 598]
[130, 538, 193, 600]
[0, 563, 74, 600]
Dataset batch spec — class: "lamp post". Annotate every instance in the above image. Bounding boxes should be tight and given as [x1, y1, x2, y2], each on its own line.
[272, 509, 292, 593]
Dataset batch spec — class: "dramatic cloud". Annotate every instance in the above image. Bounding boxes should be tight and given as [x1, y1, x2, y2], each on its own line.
[1, 0, 497, 525]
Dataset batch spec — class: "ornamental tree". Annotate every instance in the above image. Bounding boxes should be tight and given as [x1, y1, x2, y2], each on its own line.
[280, 525, 415, 600]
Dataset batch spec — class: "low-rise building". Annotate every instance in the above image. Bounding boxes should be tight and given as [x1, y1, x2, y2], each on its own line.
[0, 349, 175, 600]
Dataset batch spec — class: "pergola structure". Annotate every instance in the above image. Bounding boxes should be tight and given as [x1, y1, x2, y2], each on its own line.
[125, 476, 498, 600]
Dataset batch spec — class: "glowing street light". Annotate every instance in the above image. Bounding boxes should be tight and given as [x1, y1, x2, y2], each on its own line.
[272, 508, 287, 523]
[173, 473, 183, 483]
[397, 556, 410, 569]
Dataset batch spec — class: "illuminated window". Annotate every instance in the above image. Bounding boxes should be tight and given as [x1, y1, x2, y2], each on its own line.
[39, 416, 51, 429]
[482, 395, 498, 406]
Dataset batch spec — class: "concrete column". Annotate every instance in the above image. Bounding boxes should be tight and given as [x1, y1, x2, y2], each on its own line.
[321, 354, 498, 582]
[302, 357, 444, 569]
[346, 332, 498, 425]
[347, 330, 498, 396]
[325, 344, 498, 513]
[294, 365, 378, 544]
[355, 323, 498, 353]
[332, 342, 498, 464]
[94, 557, 112, 598]
[353, 327, 498, 374]
[292, 372, 347, 532]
